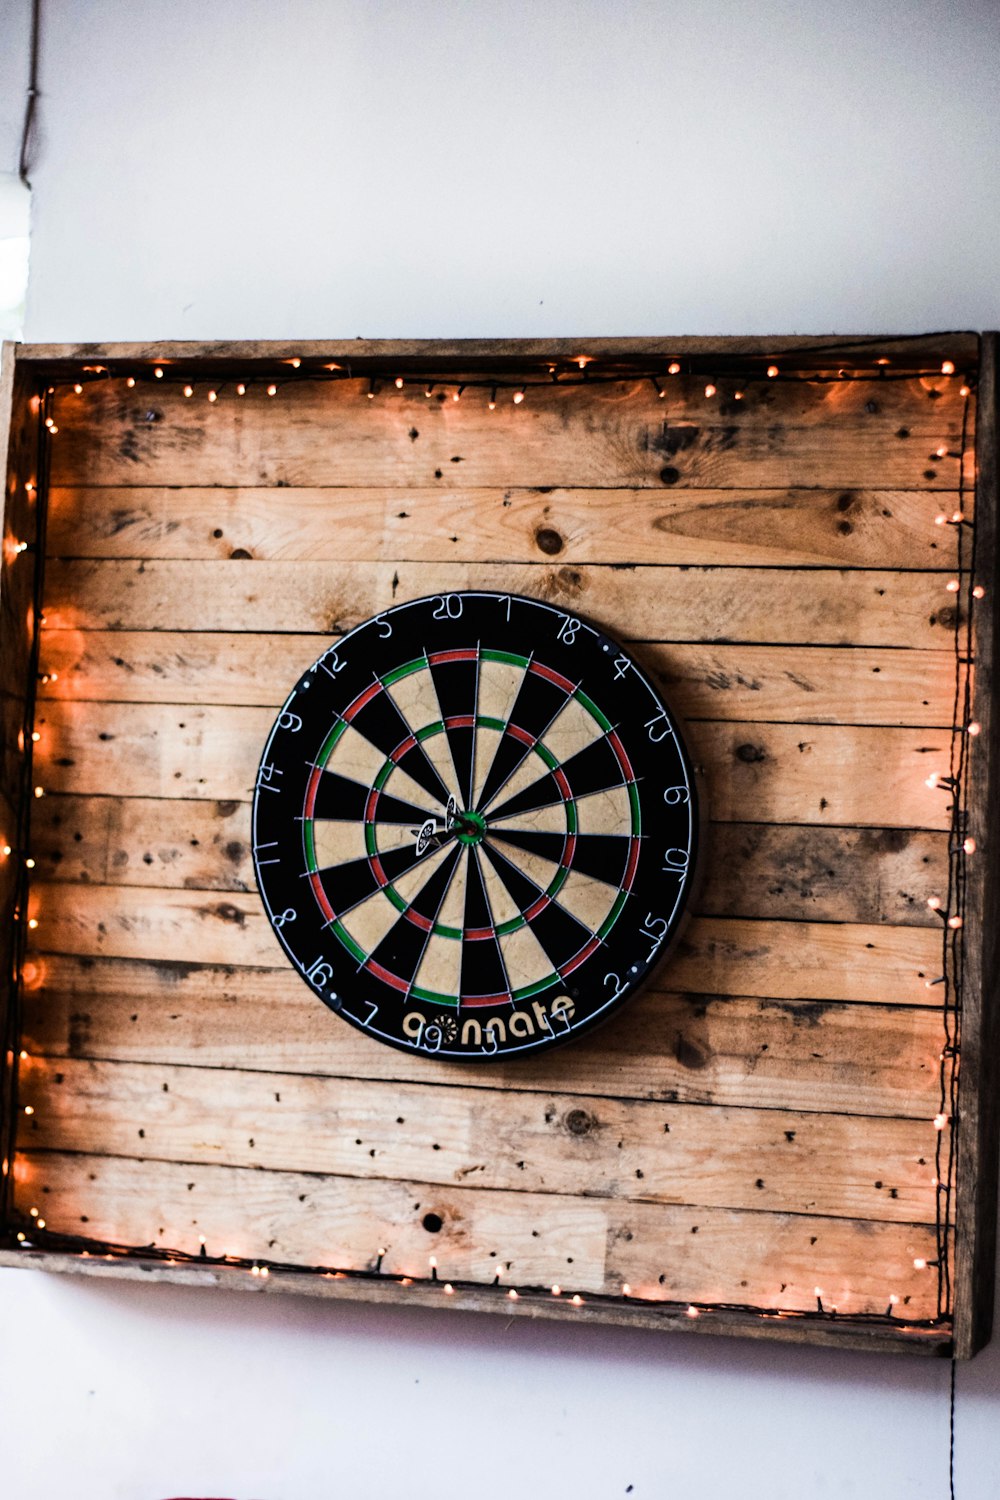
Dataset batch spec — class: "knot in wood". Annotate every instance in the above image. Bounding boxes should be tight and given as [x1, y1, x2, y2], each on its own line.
[534, 527, 564, 556]
[564, 1107, 598, 1137]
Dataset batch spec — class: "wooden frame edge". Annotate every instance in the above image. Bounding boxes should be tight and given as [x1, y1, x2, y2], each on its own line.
[0, 1247, 952, 1356]
[953, 332, 1000, 1358]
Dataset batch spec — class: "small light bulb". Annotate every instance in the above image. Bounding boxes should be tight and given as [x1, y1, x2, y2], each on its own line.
[126, 376, 136, 388]
[945, 579, 960, 592]
[889, 1293, 900, 1305]
[29, 1207, 38, 1217]
[24, 858, 34, 869]
[814, 1287, 823, 1298]
[27, 918, 38, 929]
[925, 773, 939, 789]
[926, 896, 942, 910]
[154, 367, 164, 379]
[551, 1284, 561, 1296]
[444, 1282, 454, 1294]
[686, 1304, 700, 1318]
[16, 1232, 25, 1241]
[508, 1288, 518, 1301]
[963, 837, 977, 854]
[767, 365, 779, 378]
[73, 383, 83, 395]
[488, 388, 497, 410]
[15, 541, 27, 553]
[260, 1267, 269, 1278]
[429, 1255, 437, 1268]
[968, 721, 981, 737]
[19, 1050, 27, 1060]
[934, 514, 948, 526]
[734, 390, 744, 400]
[973, 584, 986, 599]
[289, 358, 301, 369]
[30, 732, 40, 742]
[452, 390, 460, 402]
[571, 1294, 584, 1306]
[960, 384, 971, 397]
[33, 787, 44, 798]
[394, 377, 404, 389]
[425, 384, 434, 397]
[183, 386, 193, 398]
[267, 384, 277, 397]
[948, 914, 963, 929]
[49, 672, 57, 682]
[935, 446, 948, 458]
[236, 384, 246, 396]
[23, 1105, 33, 1115]
[207, 390, 217, 403]
[952, 512, 965, 524]
[941, 361, 955, 375]
[250, 1265, 260, 1275]
[934, 1113, 948, 1129]
[513, 389, 525, 404]
[576, 356, 589, 369]
[622, 1283, 631, 1296]
[704, 383, 716, 398]
[1, 846, 9, 856]
[668, 362, 681, 375]
[914, 1258, 927, 1270]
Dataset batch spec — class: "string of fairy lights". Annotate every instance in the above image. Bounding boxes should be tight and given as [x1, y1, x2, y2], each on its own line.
[0, 335, 983, 1342]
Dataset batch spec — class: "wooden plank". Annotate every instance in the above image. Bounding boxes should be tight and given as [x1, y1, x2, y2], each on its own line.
[42, 558, 964, 648]
[16, 332, 980, 364]
[0, 346, 42, 1220]
[36, 630, 960, 728]
[29, 700, 955, 829]
[21, 954, 944, 1118]
[29, 794, 946, 929]
[12, 1150, 943, 1319]
[46, 485, 962, 570]
[25, 881, 943, 1006]
[0, 1246, 954, 1356]
[953, 334, 1000, 1358]
[46, 374, 972, 491]
[16, 1054, 939, 1224]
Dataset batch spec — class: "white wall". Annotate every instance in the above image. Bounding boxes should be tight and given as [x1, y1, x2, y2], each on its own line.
[3, 2, 1000, 1496]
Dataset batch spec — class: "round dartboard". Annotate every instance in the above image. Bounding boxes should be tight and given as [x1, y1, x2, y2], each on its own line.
[252, 592, 699, 1061]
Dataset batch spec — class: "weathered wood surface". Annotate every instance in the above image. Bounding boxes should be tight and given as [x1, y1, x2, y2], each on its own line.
[46, 374, 973, 491]
[0, 1244, 953, 1356]
[8, 335, 983, 1352]
[37, 630, 959, 728]
[42, 558, 964, 647]
[0, 349, 42, 1222]
[28, 795, 944, 927]
[27, 881, 942, 1007]
[21, 955, 942, 1118]
[18, 331, 980, 365]
[16, 1054, 940, 1224]
[47, 485, 963, 570]
[953, 334, 1000, 1358]
[30, 700, 954, 829]
[13, 1151, 943, 1319]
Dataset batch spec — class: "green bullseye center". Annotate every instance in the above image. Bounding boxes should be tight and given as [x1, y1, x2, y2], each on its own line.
[454, 809, 487, 845]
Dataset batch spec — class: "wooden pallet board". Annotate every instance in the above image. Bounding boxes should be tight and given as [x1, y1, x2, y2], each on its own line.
[1, 333, 995, 1357]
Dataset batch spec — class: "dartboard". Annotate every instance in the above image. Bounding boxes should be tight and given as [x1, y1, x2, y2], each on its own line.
[252, 592, 698, 1060]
